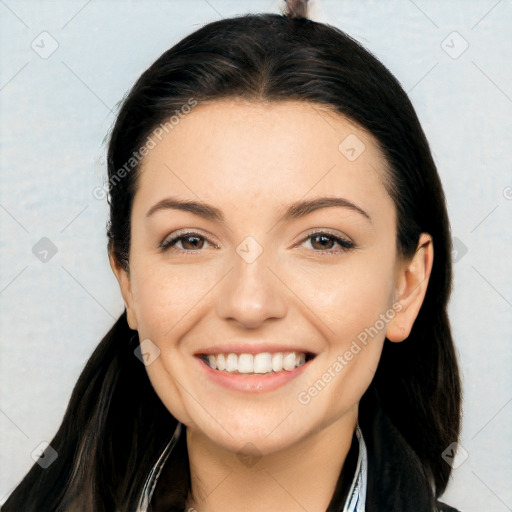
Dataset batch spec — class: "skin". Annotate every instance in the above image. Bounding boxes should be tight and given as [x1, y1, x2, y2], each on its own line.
[110, 99, 433, 511]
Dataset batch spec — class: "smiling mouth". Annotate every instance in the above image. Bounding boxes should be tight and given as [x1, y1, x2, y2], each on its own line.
[199, 351, 316, 374]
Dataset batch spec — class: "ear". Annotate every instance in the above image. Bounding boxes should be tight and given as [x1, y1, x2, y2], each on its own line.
[386, 233, 433, 342]
[109, 252, 138, 331]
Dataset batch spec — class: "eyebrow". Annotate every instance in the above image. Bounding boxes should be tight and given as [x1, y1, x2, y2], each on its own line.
[145, 196, 371, 224]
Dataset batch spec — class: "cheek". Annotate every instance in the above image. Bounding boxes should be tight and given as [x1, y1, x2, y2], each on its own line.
[129, 260, 217, 338]
[289, 253, 394, 407]
[128, 262, 220, 426]
[286, 253, 396, 340]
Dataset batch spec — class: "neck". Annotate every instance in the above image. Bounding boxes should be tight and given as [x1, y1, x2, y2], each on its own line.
[184, 406, 358, 512]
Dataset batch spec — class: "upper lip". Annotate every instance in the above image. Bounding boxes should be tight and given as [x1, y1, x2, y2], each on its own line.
[194, 342, 317, 356]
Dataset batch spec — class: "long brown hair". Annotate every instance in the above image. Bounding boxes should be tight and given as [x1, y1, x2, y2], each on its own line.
[3, 9, 461, 511]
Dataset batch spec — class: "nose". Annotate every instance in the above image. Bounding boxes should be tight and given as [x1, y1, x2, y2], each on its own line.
[215, 245, 288, 329]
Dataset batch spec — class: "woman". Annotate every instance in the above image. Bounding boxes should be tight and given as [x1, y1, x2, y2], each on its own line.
[2, 1, 462, 511]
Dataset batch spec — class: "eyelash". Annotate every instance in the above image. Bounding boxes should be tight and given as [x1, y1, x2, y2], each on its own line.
[160, 230, 355, 255]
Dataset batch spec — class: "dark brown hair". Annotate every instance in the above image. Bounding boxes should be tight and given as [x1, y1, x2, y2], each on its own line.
[3, 8, 461, 511]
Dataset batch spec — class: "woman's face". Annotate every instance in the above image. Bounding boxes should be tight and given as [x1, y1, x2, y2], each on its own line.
[112, 99, 427, 456]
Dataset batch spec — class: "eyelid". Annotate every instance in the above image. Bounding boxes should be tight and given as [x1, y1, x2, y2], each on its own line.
[293, 228, 355, 253]
[160, 229, 219, 251]
[298, 228, 353, 244]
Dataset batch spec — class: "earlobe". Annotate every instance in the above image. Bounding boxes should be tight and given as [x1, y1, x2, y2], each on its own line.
[386, 233, 433, 343]
[108, 252, 138, 330]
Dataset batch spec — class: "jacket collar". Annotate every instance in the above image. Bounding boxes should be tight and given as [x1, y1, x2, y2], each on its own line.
[136, 422, 183, 512]
[358, 384, 438, 512]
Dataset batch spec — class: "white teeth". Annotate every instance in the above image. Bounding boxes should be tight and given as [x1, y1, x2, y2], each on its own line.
[283, 352, 296, 371]
[272, 353, 283, 372]
[216, 353, 226, 371]
[203, 351, 308, 374]
[253, 353, 272, 373]
[238, 354, 253, 373]
[226, 353, 238, 372]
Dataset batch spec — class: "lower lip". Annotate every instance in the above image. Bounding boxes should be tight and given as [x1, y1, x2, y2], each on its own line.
[196, 357, 311, 392]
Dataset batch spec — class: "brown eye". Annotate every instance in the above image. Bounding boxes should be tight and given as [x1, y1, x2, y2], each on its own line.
[161, 232, 217, 252]
[310, 234, 336, 250]
[301, 231, 355, 254]
[180, 235, 205, 250]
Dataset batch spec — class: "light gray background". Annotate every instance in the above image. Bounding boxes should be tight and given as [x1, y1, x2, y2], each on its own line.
[1, 1, 511, 510]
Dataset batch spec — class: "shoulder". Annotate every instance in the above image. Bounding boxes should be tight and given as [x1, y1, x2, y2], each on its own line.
[436, 500, 461, 512]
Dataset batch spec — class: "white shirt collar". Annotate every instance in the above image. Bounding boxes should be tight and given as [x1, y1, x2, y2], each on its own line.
[136, 422, 183, 512]
[136, 423, 367, 512]
[343, 424, 368, 512]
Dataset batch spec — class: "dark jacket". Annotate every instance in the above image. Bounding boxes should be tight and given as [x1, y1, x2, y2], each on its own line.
[326, 385, 461, 512]
[148, 384, 461, 512]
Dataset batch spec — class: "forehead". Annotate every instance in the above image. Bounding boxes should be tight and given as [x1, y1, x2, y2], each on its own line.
[135, 99, 393, 221]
